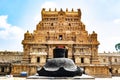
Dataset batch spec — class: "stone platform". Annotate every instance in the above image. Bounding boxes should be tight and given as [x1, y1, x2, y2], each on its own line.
[27, 74, 95, 80]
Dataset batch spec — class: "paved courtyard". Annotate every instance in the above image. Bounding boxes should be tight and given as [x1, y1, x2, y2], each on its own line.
[0, 76, 120, 80]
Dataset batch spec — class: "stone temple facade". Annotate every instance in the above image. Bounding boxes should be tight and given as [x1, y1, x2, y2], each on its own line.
[0, 8, 120, 77]
[0, 51, 22, 75]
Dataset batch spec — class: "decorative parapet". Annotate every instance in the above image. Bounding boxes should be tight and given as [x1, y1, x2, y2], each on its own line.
[41, 8, 81, 14]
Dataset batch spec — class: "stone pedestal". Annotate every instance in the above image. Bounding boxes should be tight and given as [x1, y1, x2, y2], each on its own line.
[27, 74, 95, 80]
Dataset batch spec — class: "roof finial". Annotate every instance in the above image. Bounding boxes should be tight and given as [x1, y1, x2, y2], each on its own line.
[42, 8, 45, 11]
[27, 30, 29, 33]
[72, 8, 74, 12]
[55, 8, 57, 11]
[60, 8, 63, 11]
[49, 8, 51, 11]
[77, 8, 81, 17]
[66, 8, 68, 12]
[77, 8, 80, 12]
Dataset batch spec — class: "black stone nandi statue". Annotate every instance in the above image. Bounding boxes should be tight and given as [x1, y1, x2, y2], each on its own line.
[37, 46, 83, 77]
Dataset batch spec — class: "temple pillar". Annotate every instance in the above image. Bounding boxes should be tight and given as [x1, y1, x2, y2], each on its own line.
[91, 45, 99, 64]
[74, 56, 80, 64]
[67, 45, 73, 59]
[48, 45, 53, 58]
[6, 66, 9, 72]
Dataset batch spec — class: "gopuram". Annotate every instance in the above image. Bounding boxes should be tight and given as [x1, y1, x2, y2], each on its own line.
[11, 8, 111, 77]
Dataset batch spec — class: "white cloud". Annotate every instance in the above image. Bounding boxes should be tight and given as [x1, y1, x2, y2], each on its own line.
[0, 15, 10, 29]
[113, 19, 120, 24]
[0, 15, 24, 39]
[0, 15, 25, 51]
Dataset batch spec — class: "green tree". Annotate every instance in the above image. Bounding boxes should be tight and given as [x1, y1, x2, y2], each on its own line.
[115, 43, 120, 52]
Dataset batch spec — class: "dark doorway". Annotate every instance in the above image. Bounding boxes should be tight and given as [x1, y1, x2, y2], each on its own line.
[51, 23, 53, 26]
[65, 49, 68, 58]
[37, 57, 40, 63]
[81, 58, 84, 63]
[115, 70, 118, 73]
[1, 67, 4, 72]
[69, 23, 71, 26]
[59, 35, 63, 40]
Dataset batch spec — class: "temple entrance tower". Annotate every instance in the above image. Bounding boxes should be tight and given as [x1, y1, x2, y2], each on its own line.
[21, 8, 100, 66]
[11, 8, 111, 77]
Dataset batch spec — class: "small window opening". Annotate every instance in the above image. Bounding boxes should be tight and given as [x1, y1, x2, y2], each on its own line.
[81, 58, 84, 63]
[59, 35, 63, 40]
[103, 59, 106, 62]
[1, 67, 4, 72]
[51, 23, 53, 26]
[37, 57, 40, 63]
[115, 70, 118, 73]
[69, 23, 71, 26]
[115, 59, 117, 62]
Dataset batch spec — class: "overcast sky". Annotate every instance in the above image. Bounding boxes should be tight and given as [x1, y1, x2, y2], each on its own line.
[0, 0, 120, 52]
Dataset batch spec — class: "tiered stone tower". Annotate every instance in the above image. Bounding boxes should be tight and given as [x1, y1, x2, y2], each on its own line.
[12, 8, 110, 77]
[22, 8, 99, 64]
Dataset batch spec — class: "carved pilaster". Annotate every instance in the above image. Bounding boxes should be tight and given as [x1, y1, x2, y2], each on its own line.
[91, 45, 99, 64]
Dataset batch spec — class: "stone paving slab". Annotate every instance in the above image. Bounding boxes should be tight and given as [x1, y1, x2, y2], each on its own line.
[1, 76, 120, 80]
